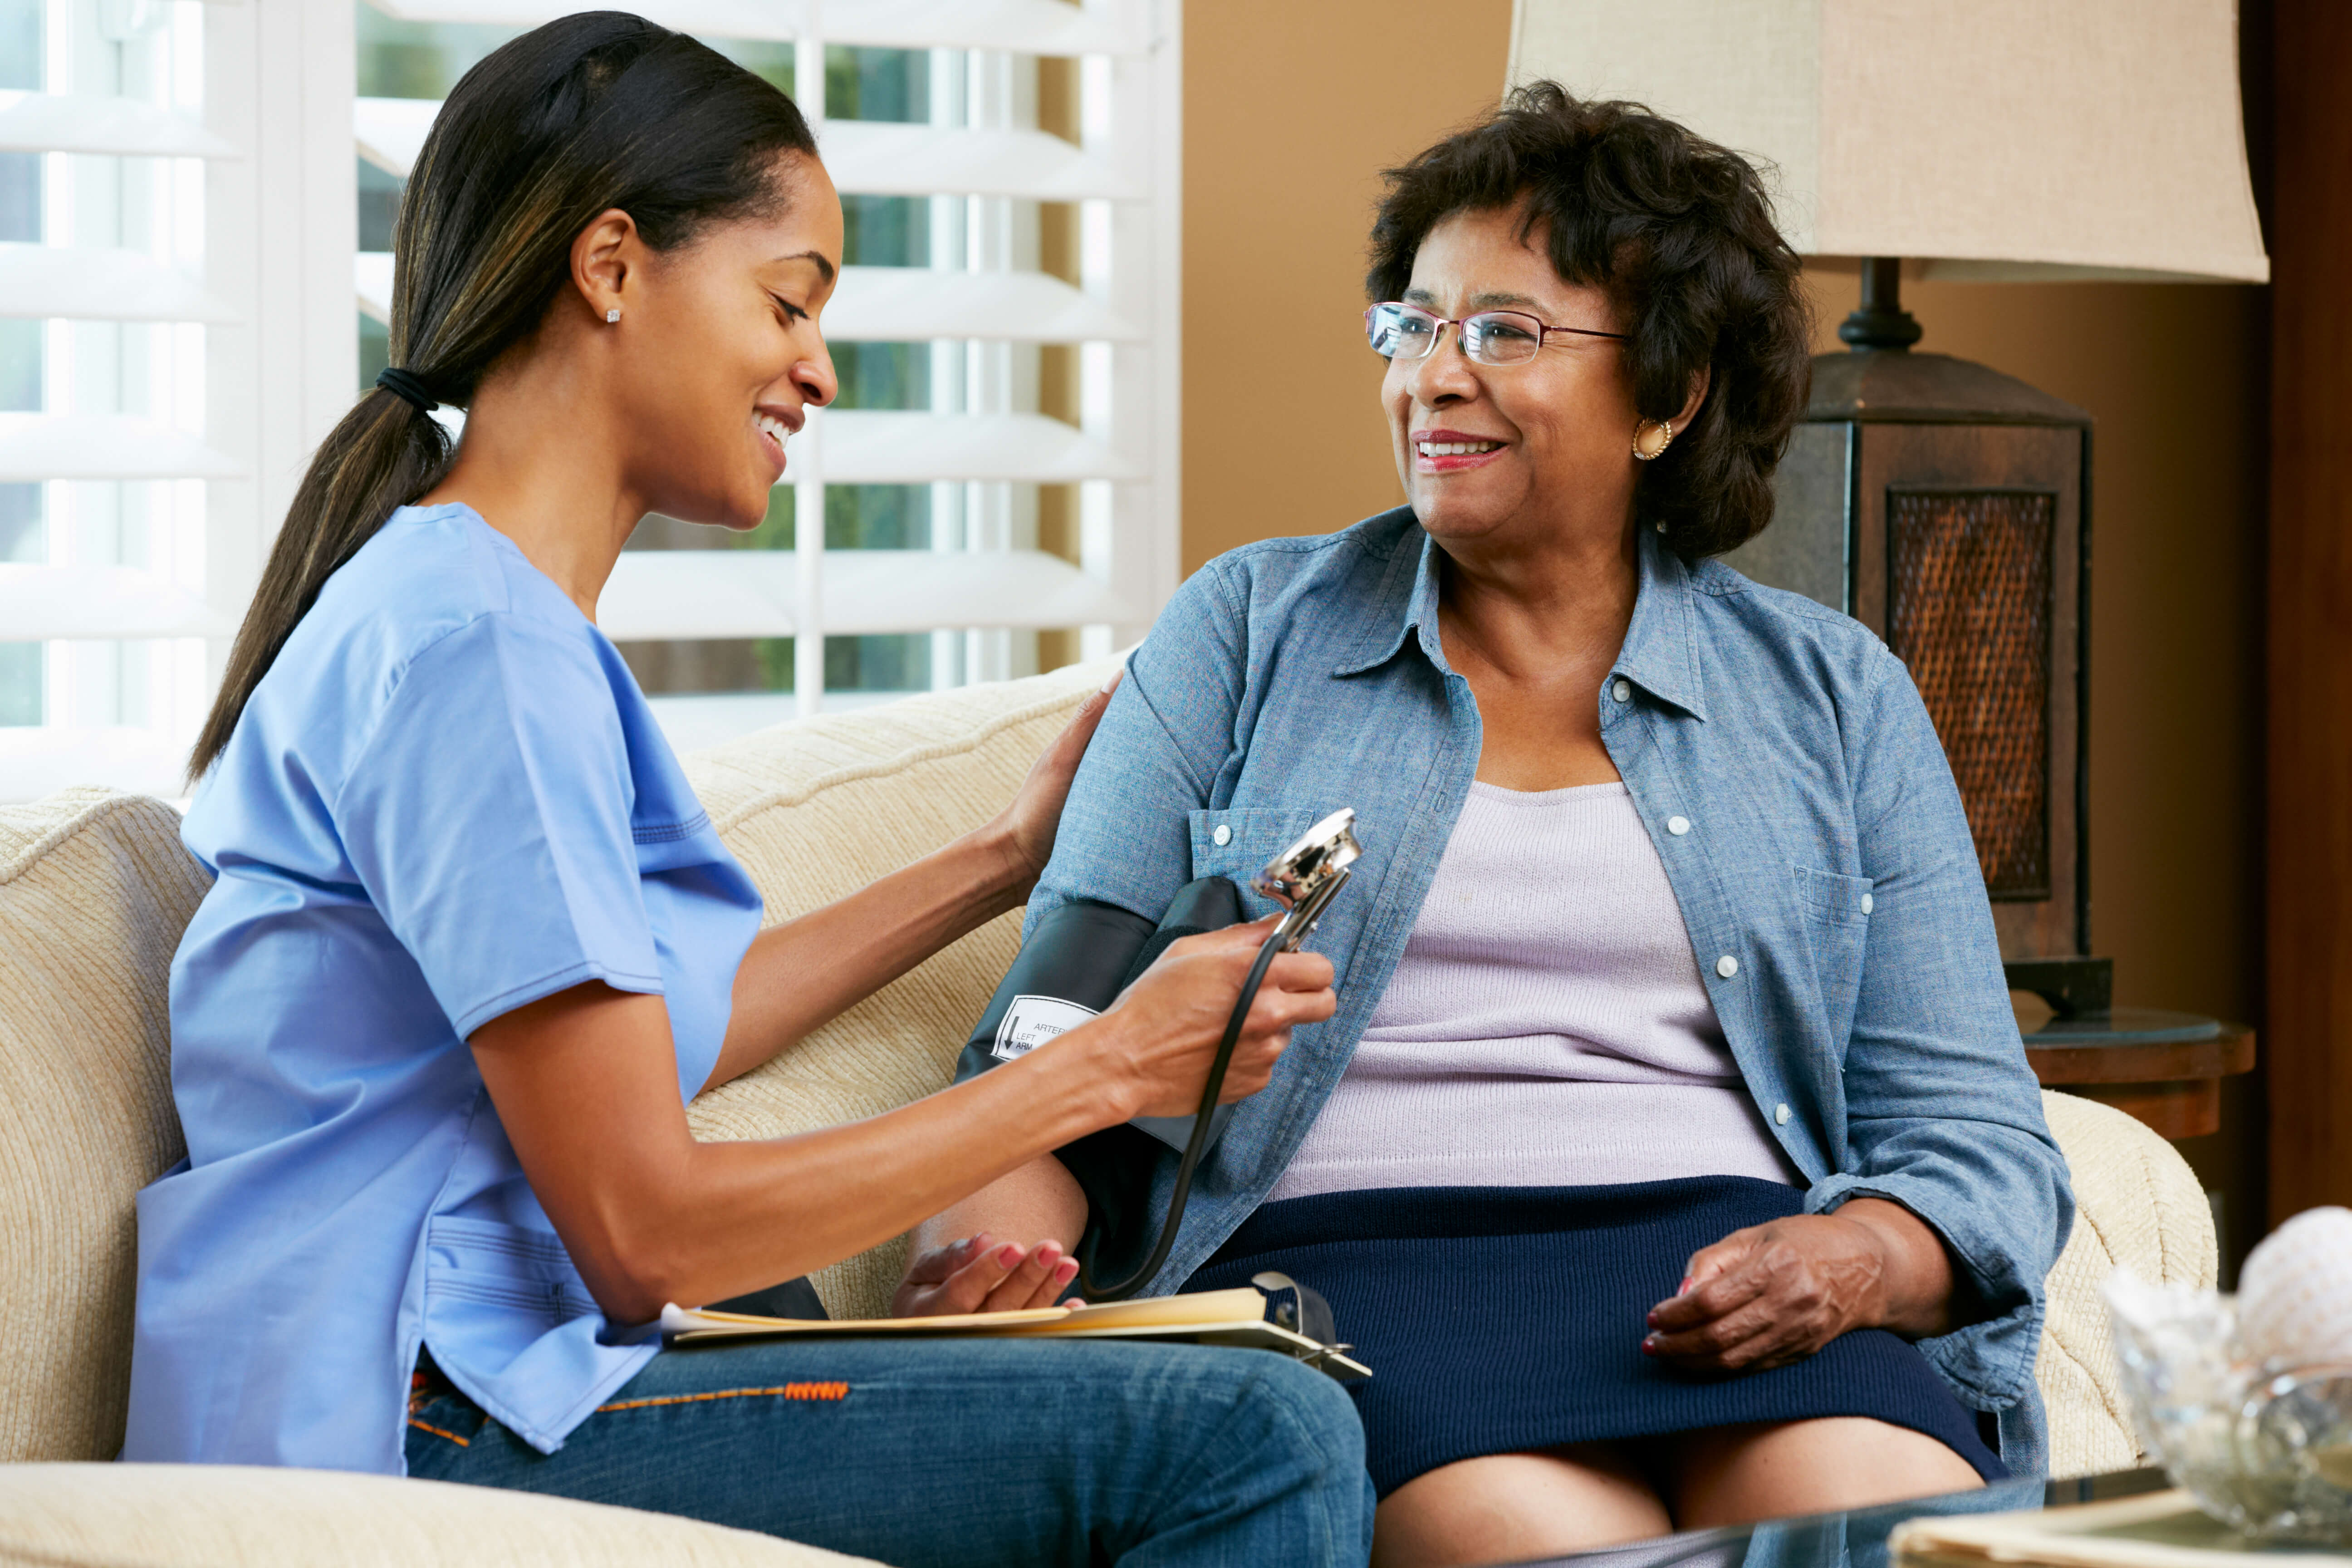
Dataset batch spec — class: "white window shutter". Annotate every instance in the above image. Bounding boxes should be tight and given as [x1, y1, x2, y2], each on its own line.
[352, 1, 1180, 743]
[0, 1, 349, 804]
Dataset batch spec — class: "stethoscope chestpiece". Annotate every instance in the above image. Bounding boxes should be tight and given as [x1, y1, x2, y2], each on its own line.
[1254, 807, 1361, 951]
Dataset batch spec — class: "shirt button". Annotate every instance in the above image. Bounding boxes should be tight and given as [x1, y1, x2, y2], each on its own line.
[1612, 680, 1632, 702]
[1715, 955, 1739, 979]
[1860, 892, 1874, 914]
[1775, 1102, 1792, 1125]
[1667, 815, 1690, 836]
[1212, 824, 1231, 846]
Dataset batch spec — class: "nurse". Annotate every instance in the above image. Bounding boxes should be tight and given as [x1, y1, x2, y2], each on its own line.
[124, 15, 1368, 1567]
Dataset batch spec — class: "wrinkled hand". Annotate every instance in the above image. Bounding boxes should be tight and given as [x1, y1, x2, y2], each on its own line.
[1642, 1212, 1894, 1373]
[990, 668, 1123, 896]
[892, 1231, 1081, 1318]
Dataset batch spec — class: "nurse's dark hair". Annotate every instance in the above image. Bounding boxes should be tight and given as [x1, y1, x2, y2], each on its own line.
[188, 12, 815, 779]
[1367, 83, 1813, 557]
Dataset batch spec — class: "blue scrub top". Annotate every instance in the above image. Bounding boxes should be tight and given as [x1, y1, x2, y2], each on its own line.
[123, 503, 764, 1474]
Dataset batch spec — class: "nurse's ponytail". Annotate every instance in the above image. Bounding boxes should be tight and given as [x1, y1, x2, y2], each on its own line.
[188, 12, 814, 780]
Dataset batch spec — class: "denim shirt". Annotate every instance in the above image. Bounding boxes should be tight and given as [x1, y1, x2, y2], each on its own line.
[1029, 507, 2074, 1474]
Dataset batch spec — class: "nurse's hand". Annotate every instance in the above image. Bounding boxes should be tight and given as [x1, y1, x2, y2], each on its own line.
[1091, 914, 1338, 1120]
[891, 1232, 1080, 1318]
[1640, 1198, 1962, 1372]
[988, 666, 1122, 896]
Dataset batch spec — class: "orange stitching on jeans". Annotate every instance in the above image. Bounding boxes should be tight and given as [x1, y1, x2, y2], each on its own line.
[408, 1418, 471, 1447]
[598, 1382, 849, 1411]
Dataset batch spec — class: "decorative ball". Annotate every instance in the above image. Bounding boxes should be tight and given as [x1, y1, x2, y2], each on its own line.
[2239, 1206, 2352, 1369]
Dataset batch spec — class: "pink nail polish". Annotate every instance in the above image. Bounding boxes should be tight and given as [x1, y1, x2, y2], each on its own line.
[996, 1245, 1023, 1267]
[1677, 1277, 1693, 1296]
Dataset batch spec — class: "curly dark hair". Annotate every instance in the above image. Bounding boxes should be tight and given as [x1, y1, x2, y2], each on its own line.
[1368, 83, 1813, 557]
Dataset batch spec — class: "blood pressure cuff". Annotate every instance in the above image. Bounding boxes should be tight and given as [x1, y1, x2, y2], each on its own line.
[954, 877, 1245, 1284]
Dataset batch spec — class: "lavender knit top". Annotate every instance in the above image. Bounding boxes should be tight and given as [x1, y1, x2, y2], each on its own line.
[1269, 779, 1799, 1201]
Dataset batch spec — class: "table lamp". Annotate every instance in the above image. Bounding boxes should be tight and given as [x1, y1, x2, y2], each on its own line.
[1510, 0, 2269, 1137]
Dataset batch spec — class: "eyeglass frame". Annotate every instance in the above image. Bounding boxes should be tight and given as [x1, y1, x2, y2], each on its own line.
[1364, 300, 1629, 367]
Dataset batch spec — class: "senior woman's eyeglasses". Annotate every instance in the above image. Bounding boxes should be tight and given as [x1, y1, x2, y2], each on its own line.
[1365, 301, 1628, 367]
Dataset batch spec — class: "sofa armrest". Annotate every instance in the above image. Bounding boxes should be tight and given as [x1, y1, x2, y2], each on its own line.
[2036, 1090, 2219, 1479]
[0, 1464, 889, 1568]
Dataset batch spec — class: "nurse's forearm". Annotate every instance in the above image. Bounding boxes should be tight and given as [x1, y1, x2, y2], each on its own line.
[479, 984, 1132, 1324]
[711, 824, 1030, 1088]
[474, 926, 1331, 1324]
[660, 1059, 1114, 1313]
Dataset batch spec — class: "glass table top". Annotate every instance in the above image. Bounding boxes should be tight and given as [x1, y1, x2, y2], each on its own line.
[1498, 1467, 2175, 1568]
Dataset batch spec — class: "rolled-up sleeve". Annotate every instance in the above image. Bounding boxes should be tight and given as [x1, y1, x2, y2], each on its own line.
[1804, 648, 2074, 1414]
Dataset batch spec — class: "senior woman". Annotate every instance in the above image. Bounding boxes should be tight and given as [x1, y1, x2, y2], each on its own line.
[913, 85, 2073, 1565]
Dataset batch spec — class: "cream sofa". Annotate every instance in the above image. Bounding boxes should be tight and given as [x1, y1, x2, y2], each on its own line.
[0, 661, 2212, 1567]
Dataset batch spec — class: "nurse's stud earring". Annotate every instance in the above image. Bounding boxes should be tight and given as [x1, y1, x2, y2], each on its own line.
[605, 307, 621, 323]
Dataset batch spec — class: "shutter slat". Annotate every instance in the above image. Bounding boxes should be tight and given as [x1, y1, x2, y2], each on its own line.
[358, 0, 1146, 55]
[358, 257, 1139, 342]
[822, 411, 1134, 484]
[600, 547, 1126, 642]
[365, 0, 801, 40]
[0, 726, 192, 802]
[358, 99, 1140, 201]
[0, 414, 243, 482]
[354, 97, 438, 180]
[0, 89, 238, 158]
[0, 564, 228, 641]
[827, 265, 1139, 343]
[0, 243, 235, 323]
[356, 252, 392, 325]
[819, 119, 1141, 201]
[819, 0, 1145, 56]
[824, 548, 1131, 633]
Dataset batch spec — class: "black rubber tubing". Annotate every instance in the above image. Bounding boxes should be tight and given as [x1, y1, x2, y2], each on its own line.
[1076, 929, 1288, 1302]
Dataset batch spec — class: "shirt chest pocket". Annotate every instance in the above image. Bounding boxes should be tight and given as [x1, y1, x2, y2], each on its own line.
[1190, 807, 1321, 917]
[1793, 865, 1873, 1049]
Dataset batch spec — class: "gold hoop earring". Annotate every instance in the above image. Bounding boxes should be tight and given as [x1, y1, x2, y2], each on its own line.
[1632, 419, 1674, 462]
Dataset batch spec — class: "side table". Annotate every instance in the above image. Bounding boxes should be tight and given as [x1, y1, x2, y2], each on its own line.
[2022, 1009, 2257, 1141]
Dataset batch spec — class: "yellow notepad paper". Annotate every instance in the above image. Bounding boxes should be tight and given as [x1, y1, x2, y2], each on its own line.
[659, 1288, 1371, 1380]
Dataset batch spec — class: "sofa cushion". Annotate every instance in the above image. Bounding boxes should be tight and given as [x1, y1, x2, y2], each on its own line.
[0, 787, 210, 1462]
[685, 660, 1113, 1320]
[0, 1463, 882, 1567]
[2037, 1088, 2218, 1477]
[0, 661, 2222, 1493]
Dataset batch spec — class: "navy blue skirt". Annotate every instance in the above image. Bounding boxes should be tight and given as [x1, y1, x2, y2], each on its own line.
[1186, 1176, 2007, 1498]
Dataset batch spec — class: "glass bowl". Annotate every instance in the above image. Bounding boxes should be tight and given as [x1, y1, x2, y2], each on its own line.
[2107, 1273, 2352, 1544]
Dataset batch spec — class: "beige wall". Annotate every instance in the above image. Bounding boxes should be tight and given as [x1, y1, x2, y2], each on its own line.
[1181, 0, 1516, 573]
[1179, 7, 2269, 1259]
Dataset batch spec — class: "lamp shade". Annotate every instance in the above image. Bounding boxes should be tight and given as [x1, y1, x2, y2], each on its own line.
[1508, 0, 2269, 284]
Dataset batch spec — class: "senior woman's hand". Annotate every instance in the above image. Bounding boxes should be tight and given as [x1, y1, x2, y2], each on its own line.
[1641, 1198, 1963, 1372]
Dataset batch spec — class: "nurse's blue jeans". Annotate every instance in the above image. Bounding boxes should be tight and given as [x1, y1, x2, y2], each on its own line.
[405, 1336, 1374, 1567]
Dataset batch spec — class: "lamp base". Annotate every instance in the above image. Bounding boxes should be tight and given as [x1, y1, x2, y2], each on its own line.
[1838, 257, 1925, 350]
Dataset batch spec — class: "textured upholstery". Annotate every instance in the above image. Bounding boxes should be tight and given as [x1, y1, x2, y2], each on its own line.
[0, 1464, 878, 1567]
[2035, 1089, 2219, 1478]
[681, 660, 1112, 1319]
[0, 656, 2214, 1562]
[0, 788, 208, 1465]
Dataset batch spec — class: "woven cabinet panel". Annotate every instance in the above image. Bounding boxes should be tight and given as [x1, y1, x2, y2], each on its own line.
[1886, 490, 2055, 899]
